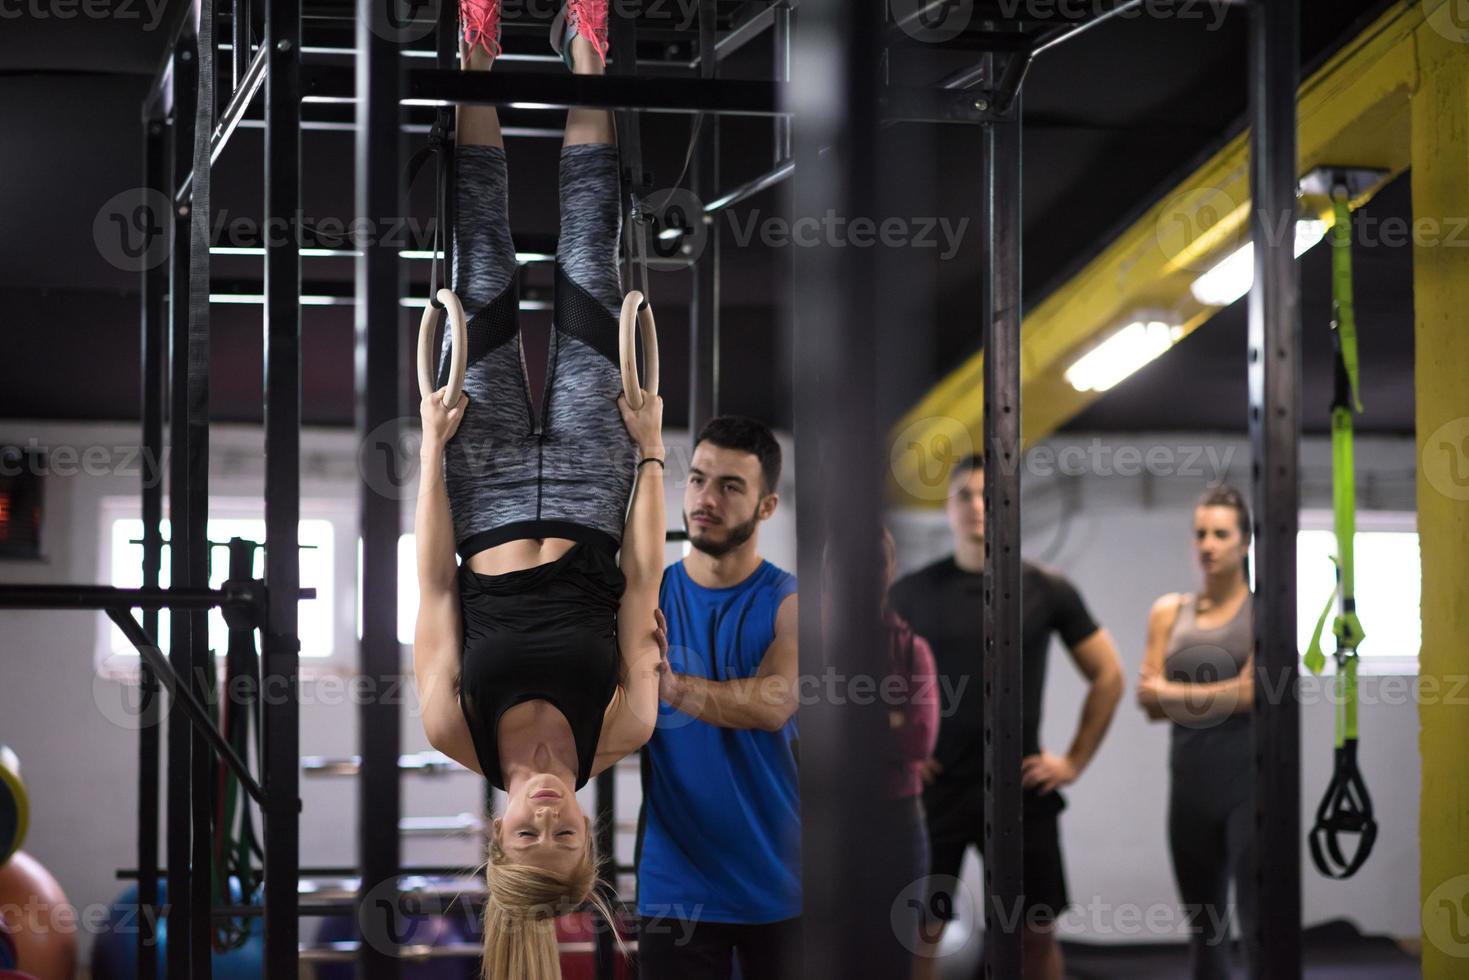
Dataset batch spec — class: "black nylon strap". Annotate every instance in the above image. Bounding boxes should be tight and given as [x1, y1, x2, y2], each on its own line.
[404, 114, 453, 308]
[186, 1, 216, 972]
[1308, 742, 1378, 879]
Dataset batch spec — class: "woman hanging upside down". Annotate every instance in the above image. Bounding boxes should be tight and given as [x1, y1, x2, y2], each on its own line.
[412, 2, 665, 976]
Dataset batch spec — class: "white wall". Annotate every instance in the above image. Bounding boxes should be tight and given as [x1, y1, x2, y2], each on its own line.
[889, 432, 1422, 944]
[0, 421, 1419, 963]
[0, 419, 797, 964]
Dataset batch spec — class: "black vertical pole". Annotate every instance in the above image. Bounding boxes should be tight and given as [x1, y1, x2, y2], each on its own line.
[165, 35, 196, 980]
[263, 0, 302, 970]
[185, 2, 217, 972]
[138, 110, 168, 980]
[688, 0, 720, 438]
[232, 0, 250, 90]
[792, 0, 902, 977]
[594, 769, 617, 979]
[1248, 1, 1301, 977]
[981, 83, 1025, 980]
[357, 0, 403, 976]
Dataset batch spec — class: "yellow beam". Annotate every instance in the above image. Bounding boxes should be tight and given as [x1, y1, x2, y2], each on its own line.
[1412, 10, 1469, 977]
[889, 1, 1427, 506]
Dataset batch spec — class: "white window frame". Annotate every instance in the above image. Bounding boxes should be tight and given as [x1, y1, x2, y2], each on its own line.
[96, 496, 342, 678]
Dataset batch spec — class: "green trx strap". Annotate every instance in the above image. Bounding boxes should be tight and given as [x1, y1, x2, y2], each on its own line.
[1304, 192, 1377, 879]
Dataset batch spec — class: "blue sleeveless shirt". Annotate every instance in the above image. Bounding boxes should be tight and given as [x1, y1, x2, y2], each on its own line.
[637, 559, 800, 924]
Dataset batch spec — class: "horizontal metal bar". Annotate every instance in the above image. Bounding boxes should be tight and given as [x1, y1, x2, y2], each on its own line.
[0, 585, 237, 611]
[705, 157, 794, 213]
[404, 68, 787, 116]
[301, 752, 466, 776]
[122, 865, 497, 881]
[254, 42, 679, 71]
[303, 66, 788, 115]
[303, 67, 991, 125]
[177, 45, 270, 204]
[211, 246, 556, 263]
[298, 942, 608, 963]
[286, 940, 490, 960]
[879, 86, 999, 124]
[107, 609, 268, 807]
[235, 118, 565, 137]
[399, 813, 485, 837]
[122, 863, 640, 886]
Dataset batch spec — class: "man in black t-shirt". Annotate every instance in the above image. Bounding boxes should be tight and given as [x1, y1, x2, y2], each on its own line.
[890, 454, 1123, 980]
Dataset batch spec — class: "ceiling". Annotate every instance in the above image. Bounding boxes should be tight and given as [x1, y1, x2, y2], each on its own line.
[0, 0, 1414, 436]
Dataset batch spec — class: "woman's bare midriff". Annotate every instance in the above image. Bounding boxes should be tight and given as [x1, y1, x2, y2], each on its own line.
[466, 537, 579, 576]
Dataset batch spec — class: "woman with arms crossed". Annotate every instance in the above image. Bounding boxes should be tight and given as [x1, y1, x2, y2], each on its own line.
[1137, 485, 1257, 980]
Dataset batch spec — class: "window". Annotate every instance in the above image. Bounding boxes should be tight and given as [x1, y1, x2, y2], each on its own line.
[399, 533, 416, 645]
[353, 533, 419, 645]
[105, 514, 335, 659]
[1295, 511, 1419, 671]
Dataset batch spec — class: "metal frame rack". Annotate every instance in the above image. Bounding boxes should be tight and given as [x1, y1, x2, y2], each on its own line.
[0, 0, 1304, 977]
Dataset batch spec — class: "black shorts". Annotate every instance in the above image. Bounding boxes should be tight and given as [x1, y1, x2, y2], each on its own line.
[924, 793, 1069, 927]
[637, 916, 801, 980]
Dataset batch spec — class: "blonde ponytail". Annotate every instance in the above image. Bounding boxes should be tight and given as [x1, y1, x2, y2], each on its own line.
[480, 822, 626, 980]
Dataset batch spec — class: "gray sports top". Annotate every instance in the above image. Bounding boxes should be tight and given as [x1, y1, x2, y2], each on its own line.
[1164, 592, 1253, 739]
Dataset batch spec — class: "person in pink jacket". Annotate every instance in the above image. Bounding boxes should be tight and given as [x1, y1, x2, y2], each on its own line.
[882, 527, 941, 965]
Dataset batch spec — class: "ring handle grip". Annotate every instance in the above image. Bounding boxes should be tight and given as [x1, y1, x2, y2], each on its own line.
[417, 289, 468, 408]
[620, 291, 660, 410]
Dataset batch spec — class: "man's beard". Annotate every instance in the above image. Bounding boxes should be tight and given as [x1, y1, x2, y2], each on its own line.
[686, 510, 760, 559]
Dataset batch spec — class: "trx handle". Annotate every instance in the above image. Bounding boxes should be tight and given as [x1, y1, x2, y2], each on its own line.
[1308, 741, 1378, 879]
[1306, 187, 1376, 879]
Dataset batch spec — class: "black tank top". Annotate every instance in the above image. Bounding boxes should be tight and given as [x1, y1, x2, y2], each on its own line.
[457, 541, 624, 791]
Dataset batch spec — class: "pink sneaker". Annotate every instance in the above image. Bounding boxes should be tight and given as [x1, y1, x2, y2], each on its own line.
[461, 0, 503, 60]
[550, 0, 609, 70]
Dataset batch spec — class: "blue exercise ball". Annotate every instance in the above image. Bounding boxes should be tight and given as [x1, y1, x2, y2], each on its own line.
[90, 879, 263, 980]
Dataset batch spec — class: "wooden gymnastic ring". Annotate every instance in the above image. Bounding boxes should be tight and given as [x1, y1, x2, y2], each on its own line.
[619, 291, 659, 410]
[417, 288, 467, 408]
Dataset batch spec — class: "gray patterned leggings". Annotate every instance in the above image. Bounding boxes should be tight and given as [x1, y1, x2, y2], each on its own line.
[438, 143, 637, 559]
